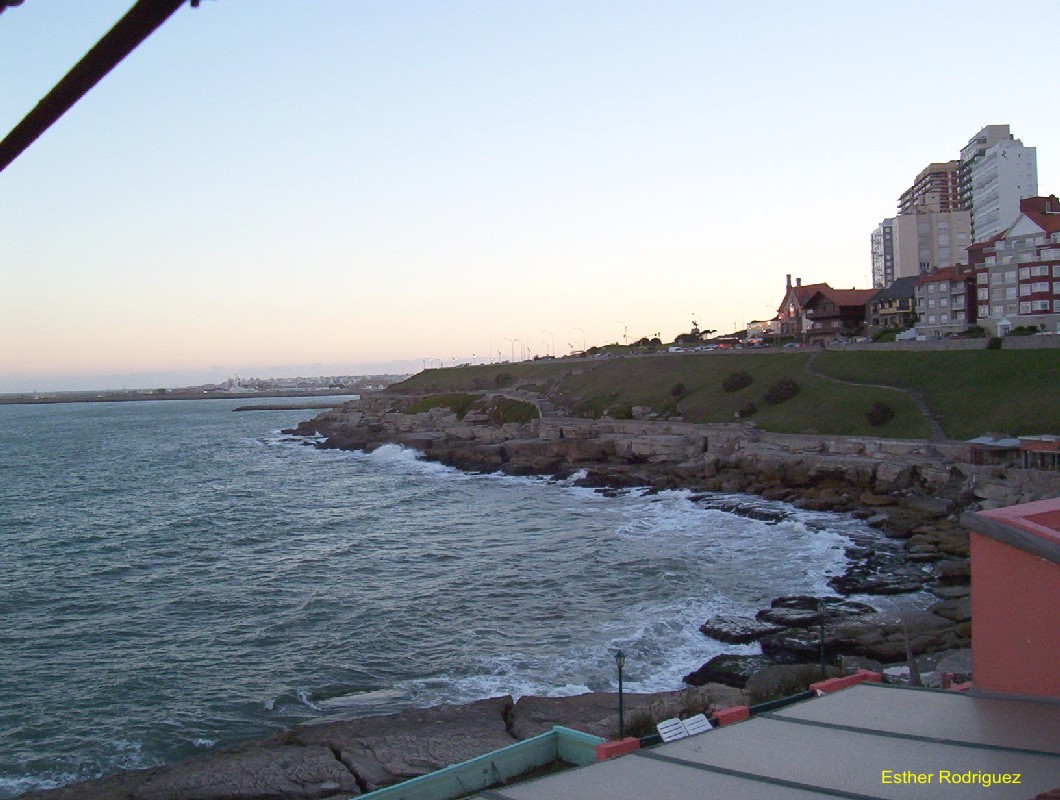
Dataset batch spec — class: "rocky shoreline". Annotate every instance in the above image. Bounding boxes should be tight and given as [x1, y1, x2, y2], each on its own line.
[20, 396, 1057, 800]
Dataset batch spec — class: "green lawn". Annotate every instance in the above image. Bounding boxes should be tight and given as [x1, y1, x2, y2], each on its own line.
[814, 349, 1060, 439]
[386, 348, 1058, 440]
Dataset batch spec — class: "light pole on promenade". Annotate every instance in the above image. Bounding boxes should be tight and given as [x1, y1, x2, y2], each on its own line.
[615, 650, 626, 739]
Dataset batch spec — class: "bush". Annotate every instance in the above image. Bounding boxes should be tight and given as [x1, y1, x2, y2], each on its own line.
[723, 371, 753, 393]
[670, 382, 686, 397]
[764, 377, 800, 405]
[1008, 325, 1039, 336]
[485, 397, 539, 425]
[986, 336, 1003, 350]
[866, 402, 895, 426]
[737, 402, 757, 418]
[960, 325, 987, 339]
[402, 393, 477, 418]
[494, 372, 514, 388]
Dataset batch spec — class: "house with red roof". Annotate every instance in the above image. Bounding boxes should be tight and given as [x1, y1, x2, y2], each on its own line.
[773, 275, 832, 339]
[801, 286, 877, 343]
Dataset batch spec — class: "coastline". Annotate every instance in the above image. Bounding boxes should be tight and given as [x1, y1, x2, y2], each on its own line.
[17, 397, 1057, 800]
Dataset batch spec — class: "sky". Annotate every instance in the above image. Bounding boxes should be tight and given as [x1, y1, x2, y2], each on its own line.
[1, 1, 1058, 392]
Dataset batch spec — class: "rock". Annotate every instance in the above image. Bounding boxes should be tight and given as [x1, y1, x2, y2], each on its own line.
[828, 573, 923, 595]
[859, 493, 896, 507]
[901, 496, 955, 517]
[756, 607, 823, 627]
[744, 664, 840, 702]
[19, 741, 362, 800]
[290, 696, 514, 791]
[683, 654, 777, 688]
[508, 686, 746, 741]
[933, 559, 971, 584]
[699, 615, 784, 643]
[928, 585, 970, 600]
[929, 598, 971, 624]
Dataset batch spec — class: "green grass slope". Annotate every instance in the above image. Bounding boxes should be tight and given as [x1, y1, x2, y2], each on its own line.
[814, 349, 1060, 439]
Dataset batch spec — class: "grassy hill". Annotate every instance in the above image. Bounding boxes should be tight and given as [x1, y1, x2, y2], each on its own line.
[393, 348, 1059, 441]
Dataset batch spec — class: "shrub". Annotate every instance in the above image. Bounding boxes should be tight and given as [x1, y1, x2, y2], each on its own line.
[494, 372, 514, 388]
[723, 371, 753, 393]
[737, 402, 758, 418]
[670, 382, 686, 397]
[1008, 325, 1039, 336]
[764, 377, 800, 405]
[402, 393, 477, 418]
[960, 325, 987, 339]
[866, 402, 895, 426]
[486, 397, 539, 425]
[986, 336, 1003, 350]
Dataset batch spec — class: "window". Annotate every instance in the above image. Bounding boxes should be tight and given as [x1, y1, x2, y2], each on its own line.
[1005, 270, 1017, 284]
[1031, 265, 1050, 277]
[1032, 300, 1050, 312]
[991, 272, 1003, 284]
[991, 288, 1005, 301]
[1055, 282, 1060, 295]
[939, 281, 949, 291]
[1055, 300, 1060, 312]
[928, 315, 937, 323]
[940, 297, 949, 307]
[1006, 303, 1018, 314]
[1020, 302, 1032, 314]
[992, 305, 1004, 317]
[978, 287, 989, 300]
[978, 304, 990, 317]
[977, 273, 989, 284]
[938, 235, 950, 246]
[928, 283, 936, 293]
[1032, 282, 1050, 293]
[928, 298, 936, 308]
[1005, 287, 1018, 300]
[1055, 265, 1060, 277]
[1019, 267, 1031, 280]
[1020, 284, 1032, 297]
[940, 313, 949, 322]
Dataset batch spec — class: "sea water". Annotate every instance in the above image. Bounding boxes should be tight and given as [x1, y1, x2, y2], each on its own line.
[0, 399, 882, 795]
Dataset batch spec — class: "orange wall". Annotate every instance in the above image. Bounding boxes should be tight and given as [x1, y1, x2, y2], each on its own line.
[971, 534, 1060, 699]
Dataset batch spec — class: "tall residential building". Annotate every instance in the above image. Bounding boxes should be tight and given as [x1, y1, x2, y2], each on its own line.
[872, 162, 972, 287]
[870, 218, 895, 287]
[959, 125, 1038, 242]
[899, 161, 960, 214]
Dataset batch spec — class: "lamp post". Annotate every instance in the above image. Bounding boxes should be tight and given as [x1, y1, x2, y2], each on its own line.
[817, 601, 826, 680]
[615, 650, 626, 739]
[574, 327, 586, 351]
[542, 329, 554, 357]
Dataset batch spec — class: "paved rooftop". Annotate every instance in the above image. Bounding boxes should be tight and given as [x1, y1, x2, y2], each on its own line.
[469, 683, 1060, 800]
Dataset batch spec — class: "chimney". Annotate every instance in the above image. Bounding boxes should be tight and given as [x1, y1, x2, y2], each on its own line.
[796, 278, 802, 287]
[786, 274, 792, 291]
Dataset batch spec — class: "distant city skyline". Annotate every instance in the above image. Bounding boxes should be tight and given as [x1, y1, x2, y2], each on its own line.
[2, 1, 1058, 392]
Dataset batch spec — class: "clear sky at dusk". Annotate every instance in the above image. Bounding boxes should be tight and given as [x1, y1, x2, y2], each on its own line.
[1, 1, 1058, 392]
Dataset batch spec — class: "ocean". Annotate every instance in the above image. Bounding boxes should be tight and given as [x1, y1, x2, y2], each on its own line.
[0, 398, 886, 795]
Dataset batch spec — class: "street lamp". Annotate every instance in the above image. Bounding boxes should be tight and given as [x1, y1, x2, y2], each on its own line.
[574, 327, 586, 351]
[542, 330, 554, 357]
[615, 650, 626, 739]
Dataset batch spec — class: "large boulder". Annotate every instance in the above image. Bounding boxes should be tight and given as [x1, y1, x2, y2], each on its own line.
[18, 741, 361, 800]
[682, 654, 776, 688]
[699, 615, 784, 643]
[290, 696, 515, 792]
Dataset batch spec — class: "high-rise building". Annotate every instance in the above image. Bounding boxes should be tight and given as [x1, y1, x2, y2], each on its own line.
[899, 161, 961, 215]
[959, 125, 1038, 242]
[870, 218, 895, 288]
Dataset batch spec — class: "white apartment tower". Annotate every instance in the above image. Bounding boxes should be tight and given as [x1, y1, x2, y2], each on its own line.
[959, 125, 1038, 242]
